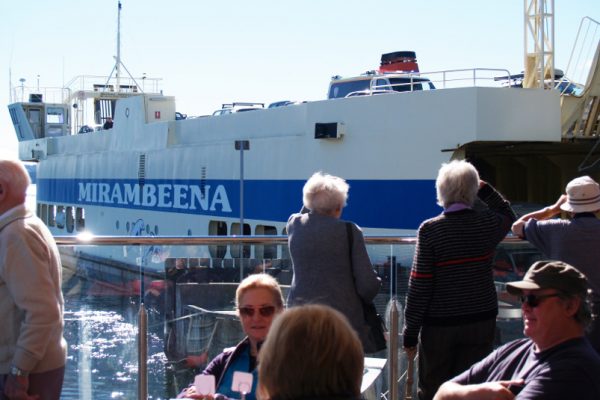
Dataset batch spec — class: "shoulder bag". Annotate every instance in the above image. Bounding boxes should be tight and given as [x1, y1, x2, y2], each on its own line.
[346, 222, 387, 352]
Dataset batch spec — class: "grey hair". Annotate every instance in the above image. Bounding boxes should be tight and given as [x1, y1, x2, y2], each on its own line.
[436, 160, 480, 208]
[559, 290, 594, 329]
[0, 159, 31, 199]
[302, 172, 349, 215]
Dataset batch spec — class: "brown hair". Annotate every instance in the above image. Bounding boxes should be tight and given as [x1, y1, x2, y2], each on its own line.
[258, 305, 363, 400]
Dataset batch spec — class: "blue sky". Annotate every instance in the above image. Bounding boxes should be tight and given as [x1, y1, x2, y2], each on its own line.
[1, 0, 598, 158]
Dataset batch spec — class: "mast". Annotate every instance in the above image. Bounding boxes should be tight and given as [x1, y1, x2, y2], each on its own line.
[524, 0, 555, 89]
[116, 1, 122, 92]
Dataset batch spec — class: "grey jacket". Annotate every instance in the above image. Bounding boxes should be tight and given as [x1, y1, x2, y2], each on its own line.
[286, 212, 381, 352]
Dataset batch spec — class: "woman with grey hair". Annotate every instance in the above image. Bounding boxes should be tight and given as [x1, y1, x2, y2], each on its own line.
[402, 160, 517, 400]
[286, 172, 381, 353]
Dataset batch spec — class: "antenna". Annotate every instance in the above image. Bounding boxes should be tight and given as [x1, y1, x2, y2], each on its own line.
[116, 1, 121, 92]
[104, 1, 145, 93]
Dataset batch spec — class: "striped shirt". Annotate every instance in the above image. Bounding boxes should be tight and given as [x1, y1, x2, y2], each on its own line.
[403, 183, 516, 347]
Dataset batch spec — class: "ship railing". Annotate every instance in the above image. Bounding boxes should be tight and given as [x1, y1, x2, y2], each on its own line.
[372, 68, 517, 92]
[63, 74, 163, 96]
[53, 234, 534, 400]
[9, 83, 70, 105]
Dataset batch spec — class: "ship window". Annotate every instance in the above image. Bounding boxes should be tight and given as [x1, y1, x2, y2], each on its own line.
[76, 208, 86, 231]
[374, 78, 392, 91]
[255, 225, 278, 259]
[154, 225, 159, 235]
[40, 204, 48, 224]
[56, 206, 66, 229]
[328, 79, 371, 99]
[48, 205, 56, 227]
[208, 220, 228, 258]
[46, 107, 65, 124]
[66, 207, 74, 233]
[231, 223, 251, 259]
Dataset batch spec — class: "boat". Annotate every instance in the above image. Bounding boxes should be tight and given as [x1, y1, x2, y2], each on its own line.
[6, 7, 600, 283]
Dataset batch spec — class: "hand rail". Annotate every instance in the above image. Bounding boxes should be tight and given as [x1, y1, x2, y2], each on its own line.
[54, 233, 528, 246]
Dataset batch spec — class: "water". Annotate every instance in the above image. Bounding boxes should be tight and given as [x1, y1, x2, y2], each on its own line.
[61, 293, 172, 399]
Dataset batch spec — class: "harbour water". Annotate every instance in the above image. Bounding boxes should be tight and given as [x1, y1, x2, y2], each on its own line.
[61, 292, 172, 399]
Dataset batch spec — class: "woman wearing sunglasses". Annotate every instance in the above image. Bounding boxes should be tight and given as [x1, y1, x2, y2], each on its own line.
[178, 273, 284, 400]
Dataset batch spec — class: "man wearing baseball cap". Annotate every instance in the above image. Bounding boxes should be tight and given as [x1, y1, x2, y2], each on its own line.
[434, 260, 600, 400]
[512, 176, 600, 353]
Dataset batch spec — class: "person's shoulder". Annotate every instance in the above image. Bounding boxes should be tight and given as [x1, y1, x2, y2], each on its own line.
[287, 213, 303, 224]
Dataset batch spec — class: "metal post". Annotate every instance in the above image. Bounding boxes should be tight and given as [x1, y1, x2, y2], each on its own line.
[235, 140, 249, 282]
[388, 253, 399, 400]
[389, 300, 399, 400]
[138, 304, 148, 400]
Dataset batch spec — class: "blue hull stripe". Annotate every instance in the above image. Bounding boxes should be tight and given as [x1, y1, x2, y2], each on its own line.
[36, 178, 440, 230]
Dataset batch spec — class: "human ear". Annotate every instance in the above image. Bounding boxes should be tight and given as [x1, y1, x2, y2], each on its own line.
[563, 296, 580, 318]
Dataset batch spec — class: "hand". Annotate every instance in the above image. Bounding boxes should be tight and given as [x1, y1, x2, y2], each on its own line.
[179, 386, 215, 400]
[3, 374, 39, 400]
[550, 194, 568, 213]
[403, 346, 417, 360]
[511, 220, 525, 238]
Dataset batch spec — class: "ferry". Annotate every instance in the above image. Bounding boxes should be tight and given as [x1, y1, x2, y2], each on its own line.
[6, 10, 600, 282]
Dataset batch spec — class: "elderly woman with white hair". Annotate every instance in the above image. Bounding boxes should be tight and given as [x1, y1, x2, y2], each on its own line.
[286, 172, 381, 353]
[402, 160, 516, 400]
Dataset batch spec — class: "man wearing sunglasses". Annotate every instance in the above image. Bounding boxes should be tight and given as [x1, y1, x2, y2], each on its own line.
[434, 260, 600, 400]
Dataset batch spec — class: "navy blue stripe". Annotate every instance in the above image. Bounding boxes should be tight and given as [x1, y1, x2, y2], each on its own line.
[36, 178, 440, 230]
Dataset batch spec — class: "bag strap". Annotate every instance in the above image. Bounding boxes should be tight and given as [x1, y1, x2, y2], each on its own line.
[345, 222, 354, 262]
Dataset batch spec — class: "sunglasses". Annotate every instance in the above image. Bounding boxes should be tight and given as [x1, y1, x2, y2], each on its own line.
[238, 306, 276, 318]
[519, 293, 561, 308]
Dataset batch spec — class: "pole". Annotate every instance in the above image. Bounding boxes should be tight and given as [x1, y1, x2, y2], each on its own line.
[116, 1, 122, 91]
[389, 300, 399, 400]
[240, 145, 244, 232]
[138, 303, 148, 400]
[235, 140, 249, 282]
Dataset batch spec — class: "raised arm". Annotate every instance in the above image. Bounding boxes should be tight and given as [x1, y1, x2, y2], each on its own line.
[511, 195, 567, 237]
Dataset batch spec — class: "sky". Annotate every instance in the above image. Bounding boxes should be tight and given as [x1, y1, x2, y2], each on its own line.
[1, 0, 598, 159]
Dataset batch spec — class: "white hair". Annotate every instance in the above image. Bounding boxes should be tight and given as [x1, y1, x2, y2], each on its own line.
[302, 172, 349, 215]
[436, 160, 479, 208]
